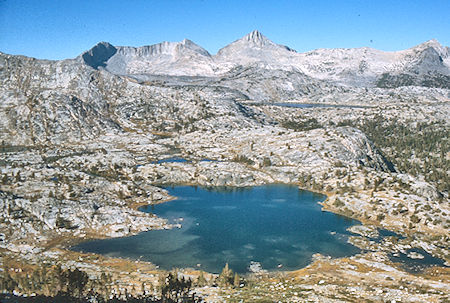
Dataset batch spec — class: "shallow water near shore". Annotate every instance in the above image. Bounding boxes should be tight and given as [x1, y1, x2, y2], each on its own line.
[73, 184, 361, 273]
[389, 248, 446, 273]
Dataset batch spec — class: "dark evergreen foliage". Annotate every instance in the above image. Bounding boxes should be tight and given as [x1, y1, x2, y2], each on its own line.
[0, 272, 202, 303]
[281, 118, 322, 131]
[338, 116, 449, 193]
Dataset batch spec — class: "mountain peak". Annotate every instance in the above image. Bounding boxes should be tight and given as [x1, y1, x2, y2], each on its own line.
[409, 39, 448, 60]
[81, 41, 117, 69]
[411, 39, 444, 51]
[245, 30, 264, 40]
[111, 38, 211, 58]
[178, 39, 211, 56]
[241, 30, 271, 47]
[96, 41, 115, 48]
[423, 38, 441, 46]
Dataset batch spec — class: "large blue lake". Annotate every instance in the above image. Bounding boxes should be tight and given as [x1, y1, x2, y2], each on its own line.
[73, 185, 360, 273]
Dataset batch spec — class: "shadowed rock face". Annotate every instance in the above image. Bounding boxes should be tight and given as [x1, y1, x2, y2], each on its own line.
[81, 42, 117, 69]
[376, 42, 450, 89]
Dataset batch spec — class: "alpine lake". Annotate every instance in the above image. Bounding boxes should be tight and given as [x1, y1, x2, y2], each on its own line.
[73, 184, 368, 273]
[73, 184, 446, 273]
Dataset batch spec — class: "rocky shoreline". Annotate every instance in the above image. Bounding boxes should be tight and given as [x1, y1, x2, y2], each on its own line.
[0, 159, 448, 301]
[0, 37, 449, 301]
[1, 116, 449, 301]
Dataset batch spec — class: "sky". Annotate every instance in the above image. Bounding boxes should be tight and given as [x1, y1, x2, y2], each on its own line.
[0, 0, 449, 60]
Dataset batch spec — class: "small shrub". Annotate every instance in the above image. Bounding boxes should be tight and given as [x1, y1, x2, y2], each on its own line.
[232, 155, 254, 165]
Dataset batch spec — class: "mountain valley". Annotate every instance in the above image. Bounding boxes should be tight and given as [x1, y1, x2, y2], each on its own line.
[0, 31, 449, 302]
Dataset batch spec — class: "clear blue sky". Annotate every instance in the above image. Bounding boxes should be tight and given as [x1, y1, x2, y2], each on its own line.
[0, 0, 449, 60]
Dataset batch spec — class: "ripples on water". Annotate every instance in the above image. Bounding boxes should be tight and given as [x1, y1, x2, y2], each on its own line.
[74, 185, 362, 273]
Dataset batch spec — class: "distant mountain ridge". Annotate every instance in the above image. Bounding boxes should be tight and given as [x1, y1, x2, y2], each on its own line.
[79, 30, 450, 89]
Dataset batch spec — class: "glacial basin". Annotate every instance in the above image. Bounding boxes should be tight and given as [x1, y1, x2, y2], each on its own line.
[73, 184, 361, 273]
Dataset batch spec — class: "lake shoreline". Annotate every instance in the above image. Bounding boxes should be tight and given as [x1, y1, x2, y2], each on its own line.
[74, 184, 358, 274]
[57, 179, 446, 272]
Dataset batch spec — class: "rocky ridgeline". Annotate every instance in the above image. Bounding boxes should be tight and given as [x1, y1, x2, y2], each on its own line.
[0, 31, 449, 300]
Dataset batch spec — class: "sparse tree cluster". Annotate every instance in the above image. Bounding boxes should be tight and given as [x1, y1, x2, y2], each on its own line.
[281, 118, 322, 131]
[338, 116, 449, 193]
[217, 263, 241, 288]
[232, 155, 255, 165]
[0, 265, 203, 303]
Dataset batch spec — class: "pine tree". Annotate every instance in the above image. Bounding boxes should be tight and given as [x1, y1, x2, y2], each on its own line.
[15, 172, 21, 183]
[233, 273, 240, 288]
[218, 263, 233, 286]
[2, 174, 8, 184]
[196, 271, 207, 287]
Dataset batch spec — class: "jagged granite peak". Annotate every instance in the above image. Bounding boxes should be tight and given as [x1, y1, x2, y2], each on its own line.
[180, 38, 212, 57]
[115, 38, 211, 57]
[84, 39, 216, 76]
[241, 30, 272, 47]
[214, 30, 298, 70]
[414, 46, 446, 69]
[410, 39, 447, 55]
[81, 41, 117, 69]
[73, 35, 450, 89]
[411, 39, 449, 72]
[217, 30, 296, 53]
[229, 30, 295, 51]
[374, 39, 450, 89]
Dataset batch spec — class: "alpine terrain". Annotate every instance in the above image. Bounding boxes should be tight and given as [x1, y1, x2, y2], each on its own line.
[0, 31, 449, 302]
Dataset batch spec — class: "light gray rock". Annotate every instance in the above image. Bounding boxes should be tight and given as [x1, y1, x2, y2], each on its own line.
[0, 32, 448, 262]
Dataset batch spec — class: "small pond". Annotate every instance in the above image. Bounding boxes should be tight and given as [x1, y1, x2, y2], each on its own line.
[274, 102, 371, 109]
[73, 185, 361, 273]
[389, 248, 446, 273]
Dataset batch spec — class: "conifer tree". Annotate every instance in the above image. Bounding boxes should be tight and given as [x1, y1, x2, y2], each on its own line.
[218, 263, 233, 286]
[233, 273, 240, 288]
[196, 271, 207, 287]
